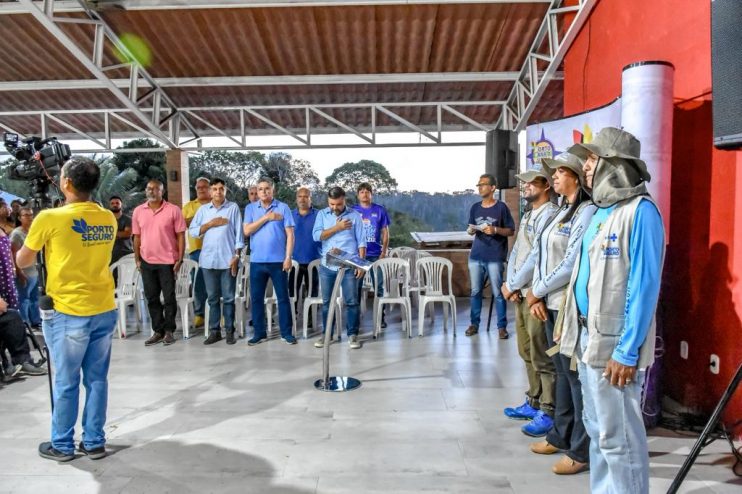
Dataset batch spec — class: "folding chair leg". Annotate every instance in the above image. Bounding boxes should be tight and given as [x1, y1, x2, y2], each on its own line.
[405, 300, 419, 338]
[452, 299, 458, 337]
[181, 303, 189, 339]
[418, 300, 426, 337]
[443, 304, 449, 331]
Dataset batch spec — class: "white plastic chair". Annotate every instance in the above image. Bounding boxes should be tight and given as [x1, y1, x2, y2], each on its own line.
[390, 247, 425, 306]
[110, 254, 141, 339]
[175, 259, 198, 339]
[302, 259, 323, 339]
[372, 258, 412, 339]
[416, 257, 457, 337]
[265, 260, 299, 337]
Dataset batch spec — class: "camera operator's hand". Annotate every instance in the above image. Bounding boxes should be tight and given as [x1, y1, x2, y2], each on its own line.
[0, 297, 7, 314]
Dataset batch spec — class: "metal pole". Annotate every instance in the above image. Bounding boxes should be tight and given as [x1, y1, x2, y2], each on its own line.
[314, 266, 362, 392]
[667, 362, 742, 493]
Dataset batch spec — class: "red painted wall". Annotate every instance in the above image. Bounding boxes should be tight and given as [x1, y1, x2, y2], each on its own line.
[562, 0, 742, 425]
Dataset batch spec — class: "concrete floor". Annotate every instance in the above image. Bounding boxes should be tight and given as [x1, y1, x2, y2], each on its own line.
[1, 301, 740, 493]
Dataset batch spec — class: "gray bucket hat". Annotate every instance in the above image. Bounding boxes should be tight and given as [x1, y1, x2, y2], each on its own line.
[515, 168, 551, 185]
[567, 127, 651, 182]
[541, 152, 586, 187]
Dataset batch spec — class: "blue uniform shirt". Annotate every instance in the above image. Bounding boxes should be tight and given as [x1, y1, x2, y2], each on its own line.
[352, 203, 391, 258]
[244, 199, 295, 263]
[468, 200, 515, 263]
[574, 199, 664, 366]
[292, 207, 321, 264]
[188, 200, 244, 270]
[312, 206, 366, 270]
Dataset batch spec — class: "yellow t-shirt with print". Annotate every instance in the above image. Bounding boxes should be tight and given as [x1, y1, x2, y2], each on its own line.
[182, 199, 208, 253]
[25, 202, 117, 316]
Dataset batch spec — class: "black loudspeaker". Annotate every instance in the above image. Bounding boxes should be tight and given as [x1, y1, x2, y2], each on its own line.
[485, 129, 518, 189]
[711, 0, 742, 150]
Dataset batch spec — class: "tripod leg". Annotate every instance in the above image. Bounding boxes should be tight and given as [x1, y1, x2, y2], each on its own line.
[667, 362, 742, 494]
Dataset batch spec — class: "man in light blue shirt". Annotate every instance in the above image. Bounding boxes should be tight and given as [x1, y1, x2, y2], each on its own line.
[312, 186, 366, 349]
[243, 177, 296, 346]
[189, 178, 244, 345]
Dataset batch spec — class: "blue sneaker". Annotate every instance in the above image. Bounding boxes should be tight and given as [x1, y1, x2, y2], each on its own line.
[504, 400, 539, 420]
[521, 411, 554, 437]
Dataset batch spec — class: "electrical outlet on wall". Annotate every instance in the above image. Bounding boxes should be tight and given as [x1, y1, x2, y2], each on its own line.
[710, 354, 720, 375]
[680, 341, 688, 360]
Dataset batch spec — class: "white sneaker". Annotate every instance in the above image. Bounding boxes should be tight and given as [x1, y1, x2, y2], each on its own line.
[314, 337, 325, 348]
[349, 335, 361, 349]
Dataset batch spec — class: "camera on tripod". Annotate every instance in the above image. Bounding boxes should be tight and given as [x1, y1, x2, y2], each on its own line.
[3, 132, 71, 181]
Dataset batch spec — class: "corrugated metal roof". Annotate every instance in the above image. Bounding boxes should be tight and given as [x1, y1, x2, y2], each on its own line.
[0, 3, 563, 139]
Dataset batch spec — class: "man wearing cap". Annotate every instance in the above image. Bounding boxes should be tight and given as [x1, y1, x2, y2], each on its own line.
[501, 168, 558, 425]
[465, 174, 515, 339]
[558, 127, 665, 493]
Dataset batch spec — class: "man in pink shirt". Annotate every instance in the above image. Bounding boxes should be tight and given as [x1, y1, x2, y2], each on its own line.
[132, 179, 186, 346]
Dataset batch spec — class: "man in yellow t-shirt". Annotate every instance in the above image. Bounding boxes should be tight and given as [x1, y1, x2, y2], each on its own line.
[182, 176, 211, 329]
[17, 157, 118, 463]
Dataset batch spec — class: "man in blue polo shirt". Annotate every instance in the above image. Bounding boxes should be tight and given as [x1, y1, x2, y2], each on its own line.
[189, 178, 244, 345]
[243, 177, 296, 345]
[291, 187, 321, 324]
[352, 182, 391, 327]
[312, 186, 366, 350]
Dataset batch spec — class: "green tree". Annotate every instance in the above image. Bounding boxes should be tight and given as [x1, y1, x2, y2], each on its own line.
[189, 150, 266, 189]
[92, 160, 142, 211]
[325, 160, 398, 194]
[111, 138, 167, 194]
[188, 160, 250, 209]
[387, 209, 431, 247]
[263, 152, 322, 206]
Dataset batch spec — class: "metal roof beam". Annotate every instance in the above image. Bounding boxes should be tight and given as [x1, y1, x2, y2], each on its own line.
[0, 100, 507, 116]
[0, 72, 564, 92]
[0, 1, 553, 15]
[502, 0, 597, 131]
[15, 0, 180, 148]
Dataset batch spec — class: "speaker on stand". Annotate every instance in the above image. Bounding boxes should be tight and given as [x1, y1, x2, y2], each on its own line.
[485, 129, 518, 189]
[711, 0, 742, 150]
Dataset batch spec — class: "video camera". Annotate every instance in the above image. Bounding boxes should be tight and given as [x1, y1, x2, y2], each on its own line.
[3, 133, 71, 181]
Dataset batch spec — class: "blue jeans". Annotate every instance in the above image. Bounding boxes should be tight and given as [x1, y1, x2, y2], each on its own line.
[319, 265, 360, 337]
[249, 262, 293, 339]
[16, 274, 41, 326]
[189, 250, 207, 317]
[578, 328, 648, 494]
[468, 259, 507, 329]
[42, 309, 118, 455]
[202, 268, 237, 333]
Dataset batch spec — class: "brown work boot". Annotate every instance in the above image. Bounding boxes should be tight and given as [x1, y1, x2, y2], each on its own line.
[552, 455, 589, 475]
[163, 332, 176, 346]
[465, 325, 478, 336]
[498, 327, 509, 339]
[530, 441, 559, 455]
[144, 333, 164, 346]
